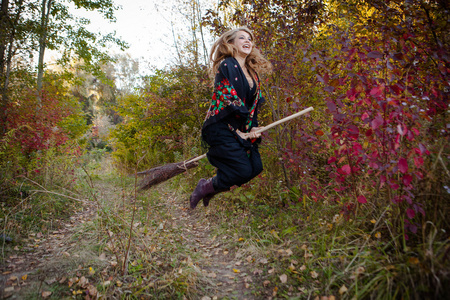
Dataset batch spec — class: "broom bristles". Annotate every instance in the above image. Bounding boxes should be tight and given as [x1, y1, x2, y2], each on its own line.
[137, 158, 200, 190]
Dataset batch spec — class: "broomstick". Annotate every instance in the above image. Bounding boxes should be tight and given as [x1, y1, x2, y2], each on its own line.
[137, 107, 314, 190]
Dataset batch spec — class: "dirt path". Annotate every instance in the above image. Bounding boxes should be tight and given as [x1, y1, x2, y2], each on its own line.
[0, 177, 264, 299]
[0, 200, 98, 299]
[167, 195, 257, 300]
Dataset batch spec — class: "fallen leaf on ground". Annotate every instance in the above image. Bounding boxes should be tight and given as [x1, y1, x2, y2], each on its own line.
[339, 285, 348, 294]
[300, 265, 307, 271]
[259, 258, 268, 264]
[88, 284, 98, 296]
[88, 267, 95, 275]
[42, 291, 52, 298]
[280, 274, 288, 283]
[45, 278, 56, 285]
[409, 257, 419, 264]
[102, 280, 111, 286]
[232, 268, 240, 273]
[78, 276, 88, 288]
[311, 271, 319, 278]
[355, 266, 365, 275]
[4, 287, 14, 293]
[253, 269, 263, 275]
[21, 274, 27, 281]
[263, 280, 270, 287]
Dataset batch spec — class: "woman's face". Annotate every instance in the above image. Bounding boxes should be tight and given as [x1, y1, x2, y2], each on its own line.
[232, 30, 253, 57]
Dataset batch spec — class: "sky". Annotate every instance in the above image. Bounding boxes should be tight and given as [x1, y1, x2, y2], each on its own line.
[75, 1, 179, 71]
[45, 0, 214, 76]
[66, 0, 214, 74]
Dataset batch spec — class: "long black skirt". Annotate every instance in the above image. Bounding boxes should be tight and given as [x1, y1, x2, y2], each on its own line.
[202, 122, 263, 191]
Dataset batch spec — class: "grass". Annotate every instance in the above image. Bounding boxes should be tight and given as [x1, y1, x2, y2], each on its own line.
[1, 152, 448, 299]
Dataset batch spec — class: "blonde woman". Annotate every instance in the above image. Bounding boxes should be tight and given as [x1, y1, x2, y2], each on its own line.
[190, 27, 272, 209]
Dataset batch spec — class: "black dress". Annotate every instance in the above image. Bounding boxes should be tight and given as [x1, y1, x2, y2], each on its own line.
[201, 57, 265, 191]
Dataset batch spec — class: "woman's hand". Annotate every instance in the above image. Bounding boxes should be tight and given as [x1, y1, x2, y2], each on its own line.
[236, 128, 262, 140]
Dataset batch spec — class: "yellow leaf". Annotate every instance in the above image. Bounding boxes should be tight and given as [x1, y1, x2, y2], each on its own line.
[88, 267, 95, 275]
[374, 232, 381, 239]
[238, 237, 244, 242]
[339, 285, 348, 294]
[370, 219, 376, 224]
[233, 268, 240, 273]
[116, 280, 123, 287]
[21, 274, 28, 281]
[409, 257, 419, 264]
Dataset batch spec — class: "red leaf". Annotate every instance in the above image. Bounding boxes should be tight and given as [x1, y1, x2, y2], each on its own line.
[326, 101, 337, 113]
[370, 86, 384, 97]
[406, 208, 415, 219]
[328, 157, 336, 164]
[403, 174, 413, 186]
[371, 115, 384, 130]
[397, 124, 407, 136]
[316, 130, 324, 136]
[414, 157, 424, 168]
[398, 158, 408, 174]
[357, 195, 367, 204]
[419, 143, 430, 155]
[347, 124, 359, 139]
[341, 164, 351, 175]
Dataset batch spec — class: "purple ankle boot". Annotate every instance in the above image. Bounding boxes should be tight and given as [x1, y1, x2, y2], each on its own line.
[190, 178, 215, 209]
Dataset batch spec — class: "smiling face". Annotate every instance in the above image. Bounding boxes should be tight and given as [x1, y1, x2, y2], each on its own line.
[232, 30, 253, 58]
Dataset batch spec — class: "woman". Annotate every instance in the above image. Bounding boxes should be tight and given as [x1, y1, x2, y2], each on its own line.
[190, 27, 272, 209]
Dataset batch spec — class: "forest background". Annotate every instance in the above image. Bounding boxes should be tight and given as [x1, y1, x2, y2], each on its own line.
[0, 0, 448, 299]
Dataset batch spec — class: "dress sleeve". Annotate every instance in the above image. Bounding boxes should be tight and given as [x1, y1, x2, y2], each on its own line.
[202, 58, 248, 130]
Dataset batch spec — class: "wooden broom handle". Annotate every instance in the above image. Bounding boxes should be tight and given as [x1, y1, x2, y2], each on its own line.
[185, 107, 314, 164]
[254, 106, 314, 134]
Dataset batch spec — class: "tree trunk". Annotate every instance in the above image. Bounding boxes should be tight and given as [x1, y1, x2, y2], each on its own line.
[0, 0, 9, 77]
[0, 0, 9, 135]
[37, 0, 53, 101]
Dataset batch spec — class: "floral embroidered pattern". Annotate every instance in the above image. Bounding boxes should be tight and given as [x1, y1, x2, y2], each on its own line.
[202, 57, 264, 134]
[204, 78, 244, 120]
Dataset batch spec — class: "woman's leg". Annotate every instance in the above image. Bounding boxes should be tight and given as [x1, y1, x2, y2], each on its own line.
[207, 142, 263, 190]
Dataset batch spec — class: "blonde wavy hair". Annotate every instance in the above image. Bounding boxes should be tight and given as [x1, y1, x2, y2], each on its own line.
[209, 27, 272, 80]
